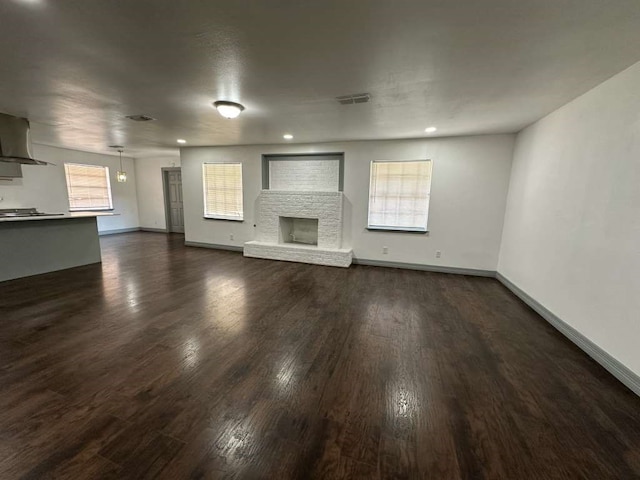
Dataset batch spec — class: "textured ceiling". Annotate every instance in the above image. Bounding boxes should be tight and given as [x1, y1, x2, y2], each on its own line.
[1, 0, 640, 157]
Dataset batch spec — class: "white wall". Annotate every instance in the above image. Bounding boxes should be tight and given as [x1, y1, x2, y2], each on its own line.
[0, 144, 139, 233]
[134, 156, 181, 230]
[181, 135, 515, 271]
[499, 61, 640, 376]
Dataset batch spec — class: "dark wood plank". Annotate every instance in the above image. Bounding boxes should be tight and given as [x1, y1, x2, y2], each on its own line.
[0, 231, 639, 479]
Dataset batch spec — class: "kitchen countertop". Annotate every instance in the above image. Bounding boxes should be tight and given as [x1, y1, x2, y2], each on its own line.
[0, 212, 116, 223]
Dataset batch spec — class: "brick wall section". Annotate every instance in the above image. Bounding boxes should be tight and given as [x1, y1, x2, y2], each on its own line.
[257, 191, 343, 249]
[269, 160, 340, 191]
[244, 242, 352, 268]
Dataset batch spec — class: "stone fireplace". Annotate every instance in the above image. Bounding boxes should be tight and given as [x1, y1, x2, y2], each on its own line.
[244, 190, 352, 267]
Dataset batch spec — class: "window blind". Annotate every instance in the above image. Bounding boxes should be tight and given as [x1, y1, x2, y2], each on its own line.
[203, 163, 244, 220]
[368, 160, 432, 232]
[64, 163, 113, 211]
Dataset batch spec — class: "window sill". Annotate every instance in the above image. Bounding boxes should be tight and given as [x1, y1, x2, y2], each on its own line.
[367, 227, 428, 234]
[203, 216, 244, 222]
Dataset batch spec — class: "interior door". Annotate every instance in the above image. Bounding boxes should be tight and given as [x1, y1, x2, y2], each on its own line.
[167, 170, 184, 233]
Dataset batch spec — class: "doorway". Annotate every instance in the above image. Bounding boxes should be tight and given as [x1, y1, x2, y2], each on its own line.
[162, 168, 184, 233]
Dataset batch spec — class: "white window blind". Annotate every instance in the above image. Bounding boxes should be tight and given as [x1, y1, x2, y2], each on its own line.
[368, 160, 432, 232]
[203, 163, 244, 220]
[64, 163, 113, 211]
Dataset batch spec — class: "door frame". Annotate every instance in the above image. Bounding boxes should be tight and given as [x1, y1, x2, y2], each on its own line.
[162, 167, 183, 233]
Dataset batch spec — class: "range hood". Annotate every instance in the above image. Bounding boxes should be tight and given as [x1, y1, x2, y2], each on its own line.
[0, 113, 48, 165]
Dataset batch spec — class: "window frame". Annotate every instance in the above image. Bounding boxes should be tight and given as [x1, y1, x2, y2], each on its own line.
[64, 163, 114, 212]
[202, 162, 244, 222]
[366, 159, 432, 234]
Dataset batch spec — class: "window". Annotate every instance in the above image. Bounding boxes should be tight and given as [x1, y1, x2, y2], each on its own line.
[368, 160, 432, 232]
[203, 163, 244, 221]
[64, 163, 113, 211]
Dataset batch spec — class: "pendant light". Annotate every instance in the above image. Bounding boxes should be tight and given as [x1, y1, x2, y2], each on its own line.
[116, 148, 127, 183]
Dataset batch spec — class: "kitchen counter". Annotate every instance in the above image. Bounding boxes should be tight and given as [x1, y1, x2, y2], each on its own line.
[0, 214, 109, 282]
[0, 212, 115, 222]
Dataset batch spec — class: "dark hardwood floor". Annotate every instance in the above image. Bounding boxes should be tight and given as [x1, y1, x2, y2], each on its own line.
[0, 232, 639, 479]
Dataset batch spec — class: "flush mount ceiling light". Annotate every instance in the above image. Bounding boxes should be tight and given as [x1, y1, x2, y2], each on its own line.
[213, 101, 245, 119]
[177, 139, 187, 144]
[283, 134, 293, 140]
[425, 126, 438, 134]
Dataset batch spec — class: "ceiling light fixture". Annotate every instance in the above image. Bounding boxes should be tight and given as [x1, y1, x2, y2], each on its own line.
[177, 139, 187, 144]
[283, 134, 293, 140]
[213, 101, 245, 119]
[425, 126, 437, 134]
[116, 148, 127, 183]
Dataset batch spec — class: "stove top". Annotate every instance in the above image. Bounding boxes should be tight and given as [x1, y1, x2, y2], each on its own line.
[0, 208, 64, 218]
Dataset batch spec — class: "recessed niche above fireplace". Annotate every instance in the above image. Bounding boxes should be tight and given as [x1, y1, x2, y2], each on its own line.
[262, 153, 344, 192]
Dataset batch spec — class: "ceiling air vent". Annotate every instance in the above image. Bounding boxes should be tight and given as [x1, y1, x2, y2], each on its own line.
[125, 114, 155, 122]
[336, 93, 371, 105]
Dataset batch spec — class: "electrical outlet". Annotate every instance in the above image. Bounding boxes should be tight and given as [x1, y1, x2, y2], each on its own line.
[435, 250, 442, 258]
[383, 246, 388, 254]
[230, 234, 234, 241]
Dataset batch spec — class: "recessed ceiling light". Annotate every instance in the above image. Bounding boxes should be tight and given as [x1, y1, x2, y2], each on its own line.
[425, 126, 437, 134]
[283, 134, 293, 140]
[213, 101, 245, 119]
[177, 139, 187, 144]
